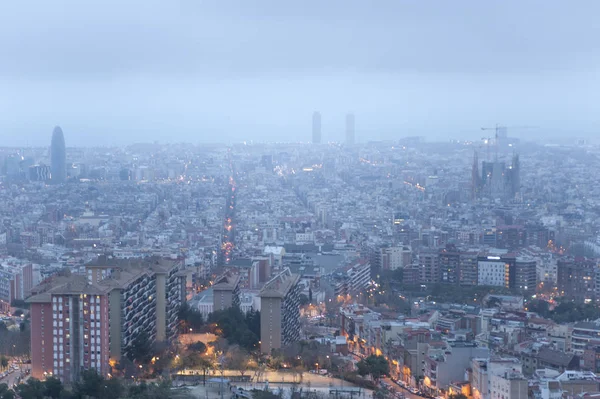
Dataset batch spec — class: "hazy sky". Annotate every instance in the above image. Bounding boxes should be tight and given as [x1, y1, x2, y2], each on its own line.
[1, 1, 599, 146]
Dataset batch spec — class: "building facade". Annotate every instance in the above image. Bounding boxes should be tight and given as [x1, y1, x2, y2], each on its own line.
[557, 257, 596, 303]
[28, 257, 185, 382]
[212, 273, 241, 312]
[259, 268, 301, 354]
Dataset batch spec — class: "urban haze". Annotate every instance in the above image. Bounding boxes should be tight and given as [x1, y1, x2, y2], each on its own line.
[1, 2, 600, 399]
[1, 1, 600, 145]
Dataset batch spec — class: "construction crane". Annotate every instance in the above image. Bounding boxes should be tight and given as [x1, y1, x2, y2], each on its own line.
[480, 124, 538, 160]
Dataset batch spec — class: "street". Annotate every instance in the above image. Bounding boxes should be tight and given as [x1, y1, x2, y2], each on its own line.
[178, 369, 357, 388]
[348, 352, 429, 399]
[0, 363, 30, 388]
[381, 377, 430, 399]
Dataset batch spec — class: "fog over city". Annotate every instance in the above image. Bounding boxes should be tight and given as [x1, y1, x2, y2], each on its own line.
[1, 1, 599, 145]
[4, 3, 600, 399]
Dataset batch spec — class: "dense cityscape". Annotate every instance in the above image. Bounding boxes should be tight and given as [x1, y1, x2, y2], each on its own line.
[1, 121, 600, 399]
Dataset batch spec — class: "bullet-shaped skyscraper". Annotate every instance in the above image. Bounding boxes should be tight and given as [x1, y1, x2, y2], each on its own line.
[50, 126, 66, 183]
[312, 112, 322, 144]
[345, 113, 355, 145]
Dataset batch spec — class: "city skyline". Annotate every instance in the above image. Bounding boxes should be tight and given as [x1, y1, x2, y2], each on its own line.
[3, 0, 600, 395]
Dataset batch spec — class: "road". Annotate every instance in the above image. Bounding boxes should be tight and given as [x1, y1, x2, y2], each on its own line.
[221, 152, 236, 265]
[178, 369, 358, 388]
[0, 363, 30, 388]
[381, 377, 430, 399]
[348, 352, 428, 399]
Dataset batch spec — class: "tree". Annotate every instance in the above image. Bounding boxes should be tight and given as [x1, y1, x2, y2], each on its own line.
[16, 378, 45, 399]
[528, 299, 550, 317]
[42, 377, 63, 399]
[225, 346, 255, 377]
[187, 341, 207, 354]
[115, 357, 142, 380]
[207, 308, 260, 351]
[181, 352, 204, 369]
[375, 388, 393, 399]
[73, 369, 124, 399]
[0, 383, 16, 399]
[0, 356, 8, 371]
[127, 331, 153, 363]
[356, 355, 389, 382]
[210, 337, 230, 354]
[178, 302, 204, 332]
[324, 299, 339, 327]
[486, 297, 503, 309]
[299, 294, 310, 306]
[198, 357, 214, 386]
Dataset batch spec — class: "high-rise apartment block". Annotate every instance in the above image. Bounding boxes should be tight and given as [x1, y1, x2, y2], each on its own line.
[212, 272, 241, 312]
[333, 261, 371, 297]
[557, 257, 596, 303]
[380, 246, 411, 271]
[248, 257, 271, 289]
[259, 268, 300, 354]
[28, 257, 185, 382]
[0, 260, 37, 303]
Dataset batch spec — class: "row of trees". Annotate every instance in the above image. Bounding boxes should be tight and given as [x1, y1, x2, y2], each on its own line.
[368, 270, 520, 312]
[2, 370, 194, 399]
[0, 356, 8, 371]
[207, 307, 260, 350]
[528, 299, 600, 323]
[356, 355, 389, 382]
[177, 303, 205, 334]
[0, 321, 30, 357]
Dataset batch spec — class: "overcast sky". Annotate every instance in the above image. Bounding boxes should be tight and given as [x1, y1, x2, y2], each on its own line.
[1, 1, 599, 146]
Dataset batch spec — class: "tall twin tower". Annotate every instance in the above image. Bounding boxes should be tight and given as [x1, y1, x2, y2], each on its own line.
[311, 112, 355, 145]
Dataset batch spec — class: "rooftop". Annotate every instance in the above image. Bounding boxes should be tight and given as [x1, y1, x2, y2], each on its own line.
[259, 267, 300, 298]
[213, 273, 241, 291]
